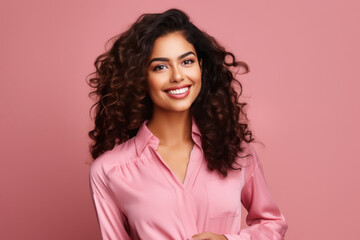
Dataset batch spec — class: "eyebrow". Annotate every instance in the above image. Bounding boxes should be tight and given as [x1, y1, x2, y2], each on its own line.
[148, 51, 196, 66]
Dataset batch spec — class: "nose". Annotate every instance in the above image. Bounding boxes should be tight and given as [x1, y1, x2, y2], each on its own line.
[171, 66, 184, 82]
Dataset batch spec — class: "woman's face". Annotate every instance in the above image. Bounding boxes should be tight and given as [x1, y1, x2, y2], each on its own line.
[146, 31, 202, 113]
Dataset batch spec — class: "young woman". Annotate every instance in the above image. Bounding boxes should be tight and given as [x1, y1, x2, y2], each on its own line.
[88, 8, 287, 240]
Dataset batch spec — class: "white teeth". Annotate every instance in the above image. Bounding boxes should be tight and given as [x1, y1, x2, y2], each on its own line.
[167, 87, 189, 95]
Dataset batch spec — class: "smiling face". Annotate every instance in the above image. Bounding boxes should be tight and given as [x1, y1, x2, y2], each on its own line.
[146, 31, 202, 114]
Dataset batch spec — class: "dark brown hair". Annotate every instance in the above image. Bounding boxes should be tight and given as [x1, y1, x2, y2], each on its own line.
[87, 8, 254, 177]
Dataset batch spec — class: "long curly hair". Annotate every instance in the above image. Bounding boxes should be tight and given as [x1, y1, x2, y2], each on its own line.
[87, 8, 255, 177]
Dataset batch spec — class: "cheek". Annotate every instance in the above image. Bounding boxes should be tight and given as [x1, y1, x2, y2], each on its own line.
[147, 76, 158, 90]
[189, 67, 202, 80]
[146, 76, 164, 97]
[190, 70, 202, 88]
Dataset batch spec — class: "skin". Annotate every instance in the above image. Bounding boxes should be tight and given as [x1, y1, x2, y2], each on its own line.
[145, 31, 227, 240]
[146, 31, 202, 183]
[191, 231, 228, 240]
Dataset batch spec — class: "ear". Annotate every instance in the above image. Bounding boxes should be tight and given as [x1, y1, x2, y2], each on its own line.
[199, 58, 202, 70]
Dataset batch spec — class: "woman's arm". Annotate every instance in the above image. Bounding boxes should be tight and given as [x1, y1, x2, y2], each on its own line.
[89, 162, 131, 240]
[223, 144, 288, 240]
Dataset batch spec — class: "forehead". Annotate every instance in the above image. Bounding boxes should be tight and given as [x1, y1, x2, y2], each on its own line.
[150, 32, 196, 58]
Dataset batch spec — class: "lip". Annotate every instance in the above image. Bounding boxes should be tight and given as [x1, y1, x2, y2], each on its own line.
[164, 85, 191, 99]
[163, 84, 192, 91]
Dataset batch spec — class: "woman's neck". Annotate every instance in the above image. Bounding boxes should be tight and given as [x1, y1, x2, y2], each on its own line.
[146, 109, 193, 147]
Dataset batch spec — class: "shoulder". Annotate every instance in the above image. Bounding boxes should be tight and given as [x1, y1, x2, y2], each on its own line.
[233, 141, 261, 179]
[236, 141, 258, 166]
[89, 137, 139, 178]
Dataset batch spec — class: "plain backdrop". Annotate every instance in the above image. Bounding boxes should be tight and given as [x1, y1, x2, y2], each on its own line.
[1, 0, 359, 239]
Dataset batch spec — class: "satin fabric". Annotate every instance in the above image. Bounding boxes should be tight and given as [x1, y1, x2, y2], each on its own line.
[89, 117, 287, 239]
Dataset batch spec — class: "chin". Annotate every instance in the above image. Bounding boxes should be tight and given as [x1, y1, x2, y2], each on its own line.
[166, 106, 192, 112]
[152, 94, 198, 113]
[158, 102, 193, 112]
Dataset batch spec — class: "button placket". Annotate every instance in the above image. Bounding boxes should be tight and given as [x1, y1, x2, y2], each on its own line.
[176, 189, 198, 238]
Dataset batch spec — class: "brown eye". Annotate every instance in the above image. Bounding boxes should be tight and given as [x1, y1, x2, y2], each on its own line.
[183, 59, 194, 65]
[153, 64, 167, 71]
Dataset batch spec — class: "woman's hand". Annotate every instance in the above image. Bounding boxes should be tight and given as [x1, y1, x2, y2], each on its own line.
[191, 231, 228, 240]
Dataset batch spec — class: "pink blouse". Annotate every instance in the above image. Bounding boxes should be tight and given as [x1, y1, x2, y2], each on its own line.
[89, 118, 287, 240]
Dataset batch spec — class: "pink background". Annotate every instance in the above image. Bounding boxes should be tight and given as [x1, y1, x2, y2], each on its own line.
[1, 0, 359, 239]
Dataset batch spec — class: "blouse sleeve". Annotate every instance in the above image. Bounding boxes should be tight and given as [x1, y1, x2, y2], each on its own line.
[89, 161, 131, 240]
[223, 144, 288, 240]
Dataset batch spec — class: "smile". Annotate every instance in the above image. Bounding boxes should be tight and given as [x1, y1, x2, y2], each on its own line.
[164, 86, 191, 99]
[166, 87, 189, 95]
